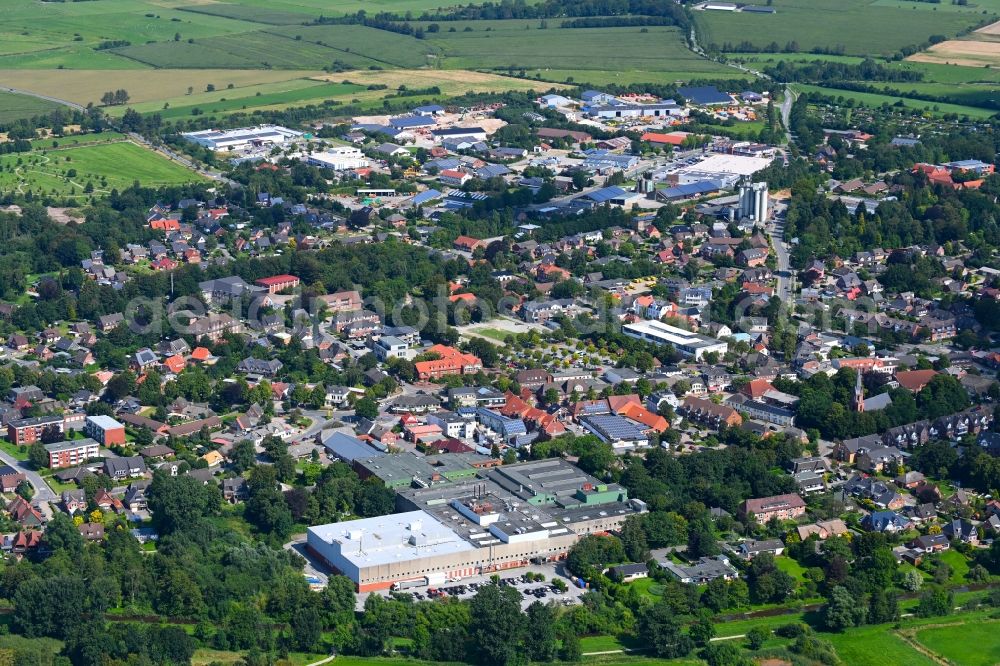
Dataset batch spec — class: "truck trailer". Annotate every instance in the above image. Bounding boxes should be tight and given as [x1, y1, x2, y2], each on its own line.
[391, 572, 447, 590]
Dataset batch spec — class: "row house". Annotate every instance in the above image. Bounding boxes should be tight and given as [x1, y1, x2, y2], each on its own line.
[188, 313, 244, 342]
[332, 310, 381, 336]
[681, 397, 742, 428]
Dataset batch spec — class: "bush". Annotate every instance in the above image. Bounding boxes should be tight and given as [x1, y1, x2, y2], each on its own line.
[746, 626, 769, 650]
[774, 622, 808, 639]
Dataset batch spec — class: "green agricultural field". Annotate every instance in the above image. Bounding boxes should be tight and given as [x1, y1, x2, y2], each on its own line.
[177, 4, 312, 26]
[110, 25, 439, 70]
[794, 83, 997, 118]
[0, 90, 63, 124]
[526, 68, 745, 86]
[914, 619, 1000, 666]
[111, 32, 365, 70]
[0, 139, 205, 199]
[873, 81, 1000, 110]
[0, 0, 265, 69]
[266, 24, 441, 68]
[210, 0, 527, 16]
[103, 77, 333, 116]
[725, 52, 868, 66]
[0, 46, 146, 71]
[696, 0, 994, 56]
[144, 81, 366, 120]
[429, 24, 725, 74]
[902, 59, 1000, 83]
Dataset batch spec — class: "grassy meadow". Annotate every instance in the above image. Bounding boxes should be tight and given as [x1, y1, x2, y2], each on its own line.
[913, 619, 1000, 666]
[0, 137, 205, 198]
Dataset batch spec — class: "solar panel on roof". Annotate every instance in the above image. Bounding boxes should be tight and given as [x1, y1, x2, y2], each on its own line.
[412, 189, 442, 205]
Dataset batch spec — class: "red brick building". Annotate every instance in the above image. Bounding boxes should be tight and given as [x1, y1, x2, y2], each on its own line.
[84, 415, 126, 447]
[415, 345, 483, 380]
[44, 438, 100, 469]
[255, 274, 301, 294]
[8, 414, 64, 446]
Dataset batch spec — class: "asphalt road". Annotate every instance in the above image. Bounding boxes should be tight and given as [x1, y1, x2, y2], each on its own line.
[0, 449, 56, 502]
[2, 86, 84, 111]
[780, 86, 796, 145]
[768, 218, 794, 305]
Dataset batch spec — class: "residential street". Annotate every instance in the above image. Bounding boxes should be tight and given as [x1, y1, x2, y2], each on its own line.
[0, 449, 56, 502]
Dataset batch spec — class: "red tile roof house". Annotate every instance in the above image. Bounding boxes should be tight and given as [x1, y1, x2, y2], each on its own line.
[8, 497, 43, 528]
[255, 274, 301, 294]
[453, 236, 485, 253]
[162, 354, 186, 375]
[741, 493, 806, 523]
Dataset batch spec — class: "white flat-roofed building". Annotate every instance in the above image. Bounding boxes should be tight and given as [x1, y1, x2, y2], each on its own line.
[585, 102, 688, 120]
[182, 125, 303, 151]
[306, 147, 369, 171]
[623, 320, 728, 360]
[308, 458, 648, 592]
[307, 510, 475, 592]
[671, 154, 774, 187]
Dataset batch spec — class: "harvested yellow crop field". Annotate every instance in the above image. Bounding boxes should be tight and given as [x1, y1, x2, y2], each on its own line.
[974, 19, 1000, 35]
[907, 40, 1000, 67]
[311, 69, 564, 95]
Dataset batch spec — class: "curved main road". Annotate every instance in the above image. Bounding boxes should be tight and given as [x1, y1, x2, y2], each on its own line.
[2, 85, 84, 112]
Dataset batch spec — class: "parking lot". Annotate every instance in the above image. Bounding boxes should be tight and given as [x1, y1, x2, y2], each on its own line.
[287, 536, 593, 610]
[357, 562, 591, 610]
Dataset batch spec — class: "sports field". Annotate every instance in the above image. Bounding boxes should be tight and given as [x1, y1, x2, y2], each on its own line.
[696, 0, 994, 56]
[0, 138, 205, 198]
